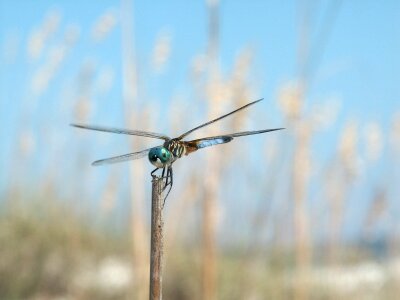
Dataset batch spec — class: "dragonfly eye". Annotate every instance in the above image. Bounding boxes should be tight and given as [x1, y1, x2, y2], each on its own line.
[148, 147, 171, 168]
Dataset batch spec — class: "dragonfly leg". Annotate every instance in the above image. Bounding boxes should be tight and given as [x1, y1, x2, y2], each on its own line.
[163, 167, 169, 190]
[151, 168, 159, 177]
[168, 167, 173, 194]
[161, 167, 166, 179]
[161, 167, 170, 191]
[163, 167, 173, 207]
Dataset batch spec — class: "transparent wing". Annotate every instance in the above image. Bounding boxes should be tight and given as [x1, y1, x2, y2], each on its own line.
[177, 98, 263, 140]
[71, 123, 170, 141]
[92, 147, 155, 166]
[187, 128, 284, 150]
[224, 127, 285, 138]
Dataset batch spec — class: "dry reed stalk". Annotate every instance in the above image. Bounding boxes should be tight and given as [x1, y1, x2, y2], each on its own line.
[388, 113, 400, 256]
[307, 122, 356, 289]
[202, 155, 219, 300]
[201, 1, 220, 300]
[292, 117, 312, 300]
[291, 2, 313, 297]
[324, 161, 342, 266]
[290, 3, 343, 293]
[278, 81, 311, 300]
[224, 51, 266, 299]
[149, 177, 164, 300]
[127, 115, 149, 300]
[121, 0, 149, 298]
[327, 121, 358, 265]
[290, 3, 344, 290]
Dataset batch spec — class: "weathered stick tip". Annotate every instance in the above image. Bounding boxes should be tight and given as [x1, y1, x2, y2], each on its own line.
[151, 174, 161, 181]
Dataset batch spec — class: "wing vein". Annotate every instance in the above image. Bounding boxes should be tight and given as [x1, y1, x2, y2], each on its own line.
[186, 127, 284, 150]
[71, 123, 170, 140]
[177, 98, 263, 140]
[92, 147, 155, 166]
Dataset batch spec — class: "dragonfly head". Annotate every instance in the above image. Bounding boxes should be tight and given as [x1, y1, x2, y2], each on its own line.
[148, 146, 172, 168]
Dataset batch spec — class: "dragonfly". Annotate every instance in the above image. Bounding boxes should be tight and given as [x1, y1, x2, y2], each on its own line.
[71, 98, 284, 203]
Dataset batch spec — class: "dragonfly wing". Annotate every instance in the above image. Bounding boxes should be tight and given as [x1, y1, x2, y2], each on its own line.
[184, 128, 284, 153]
[177, 98, 263, 140]
[92, 147, 154, 166]
[227, 128, 285, 138]
[71, 123, 170, 140]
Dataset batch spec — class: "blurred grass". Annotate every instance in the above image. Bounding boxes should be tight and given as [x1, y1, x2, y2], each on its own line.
[2, 194, 398, 300]
[0, 197, 128, 299]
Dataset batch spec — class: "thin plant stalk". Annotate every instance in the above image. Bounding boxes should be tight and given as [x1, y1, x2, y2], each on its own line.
[149, 176, 164, 300]
[121, 0, 149, 298]
[202, 1, 220, 300]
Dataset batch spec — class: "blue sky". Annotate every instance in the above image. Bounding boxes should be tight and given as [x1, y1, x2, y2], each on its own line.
[1, 0, 398, 162]
[1, 1, 398, 119]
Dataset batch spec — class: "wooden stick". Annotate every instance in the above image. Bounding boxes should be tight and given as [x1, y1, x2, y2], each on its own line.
[149, 176, 164, 300]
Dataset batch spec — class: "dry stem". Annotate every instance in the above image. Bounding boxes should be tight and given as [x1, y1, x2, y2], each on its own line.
[149, 176, 164, 300]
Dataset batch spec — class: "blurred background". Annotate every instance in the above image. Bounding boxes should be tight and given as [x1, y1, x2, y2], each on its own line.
[1, 0, 399, 299]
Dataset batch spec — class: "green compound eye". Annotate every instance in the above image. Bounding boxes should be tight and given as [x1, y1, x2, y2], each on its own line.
[159, 148, 171, 162]
[161, 148, 166, 157]
[148, 147, 171, 167]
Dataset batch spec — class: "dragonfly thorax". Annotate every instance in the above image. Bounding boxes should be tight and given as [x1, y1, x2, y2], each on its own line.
[148, 146, 172, 168]
[164, 139, 187, 158]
